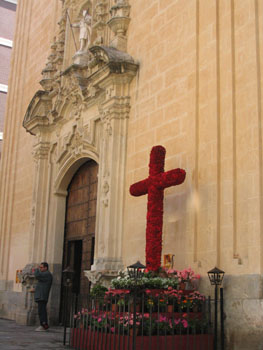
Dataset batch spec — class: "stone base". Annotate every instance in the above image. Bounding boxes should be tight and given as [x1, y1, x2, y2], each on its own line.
[0, 288, 28, 325]
[73, 51, 90, 65]
[199, 274, 263, 350]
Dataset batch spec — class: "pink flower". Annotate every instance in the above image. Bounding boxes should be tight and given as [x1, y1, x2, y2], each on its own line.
[182, 319, 188, 328]
[158, 315, 167, 322]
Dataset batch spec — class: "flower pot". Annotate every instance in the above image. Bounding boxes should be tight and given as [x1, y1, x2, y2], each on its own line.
[179, 282, 186, 290]
[130, 303, 140, 312]
[129, 327, 139, 336]
[167, 305, 173, 313]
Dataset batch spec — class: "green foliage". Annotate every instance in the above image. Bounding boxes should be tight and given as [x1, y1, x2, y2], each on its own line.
[90, 284, 108, 298]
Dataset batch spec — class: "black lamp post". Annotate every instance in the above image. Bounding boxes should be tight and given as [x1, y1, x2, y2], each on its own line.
[127, 261, 146, 350]
[127, 261, 146, 280]
[208, 267, 225, 350]
[62, 266, 75, 345]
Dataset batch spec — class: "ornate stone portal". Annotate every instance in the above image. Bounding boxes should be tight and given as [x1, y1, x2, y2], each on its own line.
[22, 0, 138, 321]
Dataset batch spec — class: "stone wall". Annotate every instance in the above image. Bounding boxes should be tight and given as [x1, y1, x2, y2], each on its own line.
[200, 274, 263, 350]
[0, 0, 61, 322]
[0, 1, 262, 348]
[124, 0, 263, 275]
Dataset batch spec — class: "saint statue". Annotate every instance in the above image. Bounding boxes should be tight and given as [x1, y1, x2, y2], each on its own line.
[72, 10, 92, 53]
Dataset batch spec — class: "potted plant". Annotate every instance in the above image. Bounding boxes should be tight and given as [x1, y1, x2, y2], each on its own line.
[90, 284, 108, 308]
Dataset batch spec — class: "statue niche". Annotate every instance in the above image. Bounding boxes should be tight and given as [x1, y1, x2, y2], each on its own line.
[71, 9, 92, 65]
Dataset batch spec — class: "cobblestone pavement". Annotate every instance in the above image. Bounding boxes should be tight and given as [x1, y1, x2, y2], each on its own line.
[0, 318, 71, 349]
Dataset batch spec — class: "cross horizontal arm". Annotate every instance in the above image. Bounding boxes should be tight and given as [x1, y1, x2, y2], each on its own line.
[129, 178, 149, 196]
[159, 168, 186, 189]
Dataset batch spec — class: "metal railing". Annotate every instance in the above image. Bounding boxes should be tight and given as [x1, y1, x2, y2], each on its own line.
[62, 289, 225, 350]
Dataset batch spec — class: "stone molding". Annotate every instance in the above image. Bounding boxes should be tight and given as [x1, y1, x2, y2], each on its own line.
[107, 0, 131, 51]
[23, 25, 138, 289]
[21, 1, 138, 321]
[93, 1, 108, 46]
[84, 268, 119, 288]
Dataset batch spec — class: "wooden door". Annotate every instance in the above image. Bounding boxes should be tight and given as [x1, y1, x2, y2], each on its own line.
[63, 160, 98, 299]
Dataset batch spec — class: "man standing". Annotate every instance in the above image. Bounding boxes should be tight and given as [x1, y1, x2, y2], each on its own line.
[34, 262, 53, 332]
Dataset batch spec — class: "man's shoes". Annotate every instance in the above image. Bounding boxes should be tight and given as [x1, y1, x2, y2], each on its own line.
[43, 324, 49, 330]
[35, 326, 46, 332]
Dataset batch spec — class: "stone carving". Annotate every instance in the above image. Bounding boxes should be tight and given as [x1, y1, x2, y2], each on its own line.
[102, 114, 112, 136]
[93, 1, 108, 45]
[20, 264, 37, 292]
[40, 5, 66, 92]
[110, 0, 130, 17]
[32, 142, 50, 161]
[31, 206, 36, 227]
[56, 121, 97, 164]
[20, 1, 140, 325]
[72, 10, 92, 53]
[40, 39, 58, 92]
[108, 0, 131, 51]
[102, 180, 109, 207]
[84, 269, 120, 288]
[68, 130, 84, 156]
[71, 9, 93, 65]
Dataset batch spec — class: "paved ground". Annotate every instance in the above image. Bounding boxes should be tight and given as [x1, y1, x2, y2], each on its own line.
[0, 318, 71, 349]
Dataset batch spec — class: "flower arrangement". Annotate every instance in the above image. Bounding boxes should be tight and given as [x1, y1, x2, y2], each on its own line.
[110, 267, 200, 291]
[177, 268, 201, 283]
[110, 268, 180, 291]
[144, 287, 206, 313]
[73, 310, 209, 336]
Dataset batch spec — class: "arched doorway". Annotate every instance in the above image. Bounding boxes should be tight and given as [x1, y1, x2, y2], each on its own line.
[61, 159, 98, 311]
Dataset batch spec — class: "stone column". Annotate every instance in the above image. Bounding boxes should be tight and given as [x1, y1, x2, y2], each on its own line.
[92, 101, 130, 273]
[29, 139, 51, 263]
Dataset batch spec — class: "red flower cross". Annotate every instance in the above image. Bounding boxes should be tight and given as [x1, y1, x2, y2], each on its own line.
[130, 145, 186, 271]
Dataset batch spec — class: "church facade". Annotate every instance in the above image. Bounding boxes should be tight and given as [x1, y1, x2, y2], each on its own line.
[0, 0, 263, 349]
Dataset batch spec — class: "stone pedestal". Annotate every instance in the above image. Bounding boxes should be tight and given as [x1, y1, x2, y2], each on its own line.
[73, 51, 90, 65]
[199, 274, 263, 350]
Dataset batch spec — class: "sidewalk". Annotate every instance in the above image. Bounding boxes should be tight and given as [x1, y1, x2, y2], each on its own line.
[0, 318, 71, 349]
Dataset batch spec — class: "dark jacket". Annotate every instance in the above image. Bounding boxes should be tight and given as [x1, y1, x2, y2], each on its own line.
[34, 269, 53, 302]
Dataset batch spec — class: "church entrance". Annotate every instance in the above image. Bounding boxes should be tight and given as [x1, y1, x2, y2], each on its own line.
[60, 160, 98, 320]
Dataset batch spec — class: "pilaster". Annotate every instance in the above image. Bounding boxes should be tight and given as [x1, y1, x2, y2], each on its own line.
[29, 138, 51, 263]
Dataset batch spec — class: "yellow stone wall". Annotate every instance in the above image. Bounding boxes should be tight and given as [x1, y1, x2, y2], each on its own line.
[0, 0, 262, 345]
[123, 0, 263, 276]
[0, 0, 61, 285]
[0, 0, 262, 292]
